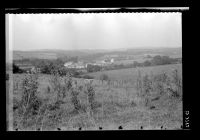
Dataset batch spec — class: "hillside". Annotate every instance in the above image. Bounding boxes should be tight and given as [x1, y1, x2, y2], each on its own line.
[11, 63, 183, 130]
[86, 64, 182, 81]
[13, 47, 182, 62]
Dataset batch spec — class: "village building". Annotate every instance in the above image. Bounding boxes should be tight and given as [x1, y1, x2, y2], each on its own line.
[64, 61, 86, 69]
[64, 58, 115, 70]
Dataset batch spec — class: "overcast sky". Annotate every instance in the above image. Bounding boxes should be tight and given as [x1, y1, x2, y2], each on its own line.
[9, 13, 182, 51]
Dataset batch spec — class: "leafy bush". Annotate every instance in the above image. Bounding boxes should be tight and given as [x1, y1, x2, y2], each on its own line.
[143, 60, 152, 67]
[70, 87, 81, 111]
[16, 74, 42, 129]
[135, 69, 182, 107]
[49, 74, 63, 101]
[13, 63, 23, 73]
[85, 81, 95, 110]
[143, 74, 153, 95]
[167, 69, 182, 98]
[87, 64, 101, 72]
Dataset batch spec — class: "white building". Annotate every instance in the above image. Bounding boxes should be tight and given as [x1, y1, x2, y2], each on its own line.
[64, 62, 73, 67]
[64, 61, 86, 69]
[110, 58, 114, 63]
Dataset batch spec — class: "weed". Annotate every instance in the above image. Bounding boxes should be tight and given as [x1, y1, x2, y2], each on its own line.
[85, 80, 96, 110]
[71, 87, 81, 111]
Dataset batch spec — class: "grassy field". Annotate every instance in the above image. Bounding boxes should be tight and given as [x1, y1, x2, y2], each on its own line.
[10, 64, 183, 131]
[87, 64, 182, 81]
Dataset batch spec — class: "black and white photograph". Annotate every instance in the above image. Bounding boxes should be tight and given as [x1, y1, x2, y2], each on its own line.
[6, 11, 183, 131]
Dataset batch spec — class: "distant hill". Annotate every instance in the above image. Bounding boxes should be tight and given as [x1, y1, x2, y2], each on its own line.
[13, 47, 182, 61]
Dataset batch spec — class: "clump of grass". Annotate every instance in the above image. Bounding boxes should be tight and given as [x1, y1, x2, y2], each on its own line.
[167, 69, 182, 98]
[135, 69, 182, 107]
[64, 73, 73, 91]
[136, 71, 152, 106]
[143, 74, 153, 95]
[85, 80, 96, 110]
[153, 72, 170, 96]
[71, 87, 81, 111]
[46, 86, 51, 94]
[49, 74, 63, 102]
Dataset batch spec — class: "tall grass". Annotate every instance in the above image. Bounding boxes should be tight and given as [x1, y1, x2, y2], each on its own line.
[14, 74, 42, 130]
[135, 69, 182, 107]
[12, 67, 182, 130]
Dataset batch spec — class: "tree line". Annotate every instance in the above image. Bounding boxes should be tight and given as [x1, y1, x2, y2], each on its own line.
[12, 55, 181, 75]
[103, 55, 181, 71]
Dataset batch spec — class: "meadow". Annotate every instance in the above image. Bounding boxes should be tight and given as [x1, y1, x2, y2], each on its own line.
[87, 64, 182, 81]
[9, 64, 183, 130]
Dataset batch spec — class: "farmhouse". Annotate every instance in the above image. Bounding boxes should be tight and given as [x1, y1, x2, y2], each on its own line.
[64, 61, 86, 69]
[85, 58, 115, 68]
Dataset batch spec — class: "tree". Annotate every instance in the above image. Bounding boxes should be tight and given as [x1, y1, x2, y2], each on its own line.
[87, 64, 101, 72]
[152, 55, 162, 65]
[161, 56, 172, 64]
[13, 63, 23, 73]
[143, 60, 152, 66]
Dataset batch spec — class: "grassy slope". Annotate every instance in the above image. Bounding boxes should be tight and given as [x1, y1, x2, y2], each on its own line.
[86, 64, 182, 81]
[12, 64, 182, 130]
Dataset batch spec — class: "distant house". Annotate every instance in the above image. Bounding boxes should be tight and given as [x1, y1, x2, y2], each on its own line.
[85, 58, 115, 68]
[64, 61, 86, 69]
[110, 58, 114, 63]
[64, 62, 73, 67]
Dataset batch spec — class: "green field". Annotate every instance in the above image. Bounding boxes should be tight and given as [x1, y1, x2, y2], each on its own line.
[87, 64, 182, 81]
[10, 63, 183, 130]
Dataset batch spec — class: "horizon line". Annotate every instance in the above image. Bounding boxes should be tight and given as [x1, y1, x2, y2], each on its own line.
[12, 46, 182, 52]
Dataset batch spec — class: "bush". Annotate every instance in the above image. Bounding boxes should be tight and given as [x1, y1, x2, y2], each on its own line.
[49, 73, 70, 102]
[70, 87, 81, 111]
[85, 81, 95, 110]
[143, 60, 152, 67]
[87, 64, 101, 72]
[143, 74, 153, 95]
[167, 69, 182, 98]
[13, 63, 23, 73]
[64, 73, 73, 91]
[18, 74, 42, 129]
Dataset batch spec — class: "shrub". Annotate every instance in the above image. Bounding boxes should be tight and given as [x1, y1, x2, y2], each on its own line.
[13, 63, 23, 73]
[64, 73, 73, 91]
[167, 69, 182, 98]
[143, 74, 153, 95]
[49, 74, 63, 101]
[143, 60, 152, 67]
[87, 64, 101, 72]
[85, 81, 95, 110]
[70, 88, 81, 111]
[136, 70, 143, 96]
[19, 74, 41, 128]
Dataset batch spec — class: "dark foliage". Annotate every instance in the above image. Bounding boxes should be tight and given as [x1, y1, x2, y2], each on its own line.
[13, 63, 23, 73]
[87, 64, 101, 72]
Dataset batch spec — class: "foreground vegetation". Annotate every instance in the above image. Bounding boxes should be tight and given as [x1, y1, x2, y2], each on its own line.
[9, 64, 182, 130]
